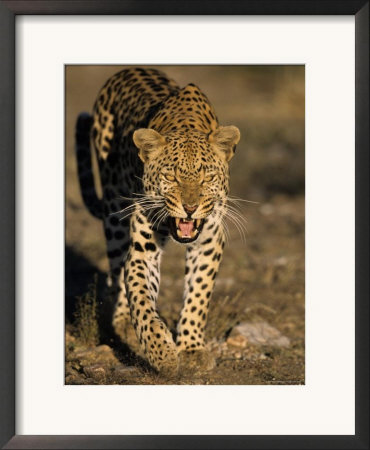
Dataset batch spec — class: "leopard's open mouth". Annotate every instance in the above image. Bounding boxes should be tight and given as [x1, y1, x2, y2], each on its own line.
[168, 217, 205, 243]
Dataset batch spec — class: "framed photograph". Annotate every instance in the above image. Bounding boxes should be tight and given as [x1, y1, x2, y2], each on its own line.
[1, 1, 368, 449]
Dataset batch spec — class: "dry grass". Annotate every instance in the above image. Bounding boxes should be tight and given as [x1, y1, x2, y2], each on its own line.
[73, 275, 99, 347]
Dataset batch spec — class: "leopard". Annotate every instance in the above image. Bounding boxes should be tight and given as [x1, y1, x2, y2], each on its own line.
[75, 67, 240, 375]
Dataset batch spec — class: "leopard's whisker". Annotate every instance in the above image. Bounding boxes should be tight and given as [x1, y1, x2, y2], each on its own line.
[227, 195, 259, 205]
[223, 209, 248, 243]
[157, 211, 169, 228]
[151, 206, 168, 229]
[115, 201, 163, 221]
[214, 201, 248, 243]
[225, 204, 248, 226]
[212, 204, 231, 244]
[110, 198, 163, 217]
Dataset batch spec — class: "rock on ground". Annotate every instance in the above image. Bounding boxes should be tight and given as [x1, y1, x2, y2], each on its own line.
[230, 321, 290, 347]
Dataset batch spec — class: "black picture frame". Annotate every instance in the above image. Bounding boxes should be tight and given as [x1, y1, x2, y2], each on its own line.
[0, 1, 368, 449]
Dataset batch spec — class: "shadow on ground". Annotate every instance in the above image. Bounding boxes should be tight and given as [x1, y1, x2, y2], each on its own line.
[65, 245, 151, 370]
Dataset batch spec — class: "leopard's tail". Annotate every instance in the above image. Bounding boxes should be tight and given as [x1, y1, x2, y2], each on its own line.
[75, 113, 104, 220]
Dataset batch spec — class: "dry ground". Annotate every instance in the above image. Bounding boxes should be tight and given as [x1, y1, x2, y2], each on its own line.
[65, 65, 305, 385]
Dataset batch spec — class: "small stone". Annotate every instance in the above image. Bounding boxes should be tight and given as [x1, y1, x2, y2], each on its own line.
[274, 256, 288, 266]
[230, 321, 290, 348]
[95, 345, 112, 354]
[216, 277, 234, 288]
[234, 352, 243, 359]
[114, 365, 140, 377]
[83, 364, 106, 381]
[65, 374, 86, 384]
[75, 349, 94, 359]
[260, 204, 274, 216]
[226, 334, 248, 349]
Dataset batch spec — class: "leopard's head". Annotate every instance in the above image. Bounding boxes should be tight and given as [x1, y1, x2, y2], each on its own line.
[133, 127, 240, 243]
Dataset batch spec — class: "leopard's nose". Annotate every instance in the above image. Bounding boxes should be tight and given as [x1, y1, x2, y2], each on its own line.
[183, 204, 198, 215]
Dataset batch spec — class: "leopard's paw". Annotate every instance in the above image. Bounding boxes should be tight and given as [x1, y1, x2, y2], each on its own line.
[149, 341, 179, 376]
[145, 320, 179, 376]
[178, 348, 215, 375]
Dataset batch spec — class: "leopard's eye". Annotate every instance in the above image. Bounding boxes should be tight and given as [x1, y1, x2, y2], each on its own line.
[204, 173, 215, 182]
[163, 173, 176, 182]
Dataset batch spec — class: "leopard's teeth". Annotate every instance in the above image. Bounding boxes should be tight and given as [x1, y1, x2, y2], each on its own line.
[175, 218, 180, 229]
[195, 219, 200, 228]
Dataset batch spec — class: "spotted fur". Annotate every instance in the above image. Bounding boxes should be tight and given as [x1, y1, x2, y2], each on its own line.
[75, 68, 240, 374]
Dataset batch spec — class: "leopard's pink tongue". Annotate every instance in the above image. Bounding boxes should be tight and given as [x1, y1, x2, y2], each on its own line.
[178, 220, 194, 237]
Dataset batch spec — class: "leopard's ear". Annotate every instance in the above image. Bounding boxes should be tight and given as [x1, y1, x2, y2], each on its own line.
[209, 125, 240, 162]
[133, 128, 166, 163]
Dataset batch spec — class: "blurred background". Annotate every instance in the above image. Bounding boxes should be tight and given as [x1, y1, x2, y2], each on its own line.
[65, 66, 305, 385]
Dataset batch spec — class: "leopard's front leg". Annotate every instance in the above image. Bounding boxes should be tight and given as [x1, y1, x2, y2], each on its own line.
[177, 226, 225, 373]
[124, 208, 178, 375]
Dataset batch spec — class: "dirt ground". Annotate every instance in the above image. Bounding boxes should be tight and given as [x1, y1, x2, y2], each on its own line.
[65, 65, 305, 385]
